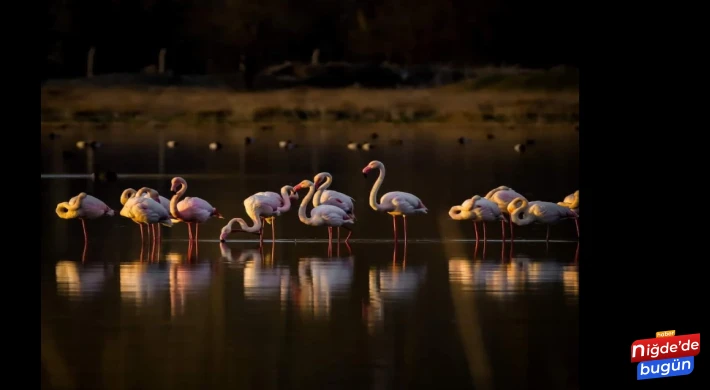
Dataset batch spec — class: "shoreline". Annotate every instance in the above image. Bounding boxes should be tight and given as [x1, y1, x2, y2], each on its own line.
[41, 81, 578, 127]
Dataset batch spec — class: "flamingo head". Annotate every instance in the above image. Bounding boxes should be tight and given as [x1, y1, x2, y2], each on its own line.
[313, 172, 329, 190]
[293, 180, 313, 193]
[362, 160, 381, 178]
[170, 177, 186, 193]
[211, 209, 224, 219]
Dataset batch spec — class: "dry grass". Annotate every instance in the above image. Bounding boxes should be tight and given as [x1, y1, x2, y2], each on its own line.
[41, 83, 579, 126]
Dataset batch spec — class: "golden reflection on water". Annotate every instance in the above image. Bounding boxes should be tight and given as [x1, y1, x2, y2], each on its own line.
[293, 257, 354, 319]
[55, 261, 112, 299]
[242, 249, 290, 300]
[364, 264, 427, 334]
[119, 263, 161, 306]
[448, 256, 578, 299]
[169, 262, 212, 317]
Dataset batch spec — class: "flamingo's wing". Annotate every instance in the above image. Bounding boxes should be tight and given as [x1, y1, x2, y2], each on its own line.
[533, 202, 577, 223]
[313, 205, 348, 223]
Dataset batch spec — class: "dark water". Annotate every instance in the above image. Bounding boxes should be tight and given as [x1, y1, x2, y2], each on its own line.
[41, 124, 579, 390]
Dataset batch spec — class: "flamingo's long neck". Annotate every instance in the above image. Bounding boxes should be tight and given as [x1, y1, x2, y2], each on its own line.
[170, 183, 187, 219]
[238, 212, 263, 233]
[277, 186, 292, 213]
[569, 191, 579, 209]
[313, 176, 332, 207]
[56, 202, 79, 219]
[298, 185, 316, 225]
[510, 199, 533, 224]
[368, 166, 386, 211]
[120, 189, 135, 206]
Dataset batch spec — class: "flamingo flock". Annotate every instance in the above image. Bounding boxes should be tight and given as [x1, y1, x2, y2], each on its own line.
[55, 160, 579, 248]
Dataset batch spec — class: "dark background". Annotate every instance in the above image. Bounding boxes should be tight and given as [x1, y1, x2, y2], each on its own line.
[45, 0, 579, 79]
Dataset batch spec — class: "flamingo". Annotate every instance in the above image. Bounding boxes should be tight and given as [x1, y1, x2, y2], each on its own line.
[120, 196, 173, 246]
[218, 192, 283, 245]
[449, 195, 507, 242]
[313, 172, 356, 241]
[557, 190, 579, 214]
[484, 186, 527, 240]
[169, 176, 223, 242]
[362, 160, 427, 243]
[136, 187, 172, 241]
[293, 179, 355, 250]
[249, 185, 300, 237]
[56, 192, 114, 242]
[507, 197, 579, 241]
[120, 188, 154, 241]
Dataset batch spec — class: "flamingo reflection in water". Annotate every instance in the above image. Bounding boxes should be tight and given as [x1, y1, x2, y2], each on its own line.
[294, 256, 354, 319]
[169, 260, 213, 318]
[119, 262, 170, 308]
[363, 247, 427, 334]
[55, 259, 114, 300]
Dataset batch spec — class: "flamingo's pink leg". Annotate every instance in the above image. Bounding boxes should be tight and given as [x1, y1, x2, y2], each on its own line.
[139, 223, 144, 243]
[337, 227, 341, 244]
[272, 219, 276, 242]
[328, 227, 333, 256]
[80, 219, 88, 242]
[575, 218, 580, 238]
[403, 215, 408, 244]
[483, 222, 487, 242]
[473, 221, 479, 242]
[152, 224, 157, 247]
[344, 228, 352, 244]
[509, 219, 515, 241]
[546, 225, 550, 242]
[501, 220, 505, 241]
[196, 223, 200, 242]
[392, 215, 397, 242]
[188, 223, 193, 241]
[146, 223, 151, 241]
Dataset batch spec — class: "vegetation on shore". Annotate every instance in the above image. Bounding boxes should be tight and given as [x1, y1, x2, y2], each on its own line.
[41, 67, 578, 126]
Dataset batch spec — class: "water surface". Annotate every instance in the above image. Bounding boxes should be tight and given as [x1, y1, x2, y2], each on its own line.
[41, 124, 579, 390]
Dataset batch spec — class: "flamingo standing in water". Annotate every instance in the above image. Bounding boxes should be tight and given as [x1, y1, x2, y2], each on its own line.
[249, 185, 300, 238]
[557, 190, 579, 215]
[120, 195, 173, 246]
[56, 192, 114, 242]
[313, 172, 356, 241]
[449, 195, 507, 242]
[507, 197, 579, 241]
[293, 179, 355, 251]
[485, 186, 527, 240]
[362, 160, 427, 243]
[120, 188, 156, 241]
[169, 177, 223, 242]
[219, 191, 285, 245]
[136, 187, 171, 241]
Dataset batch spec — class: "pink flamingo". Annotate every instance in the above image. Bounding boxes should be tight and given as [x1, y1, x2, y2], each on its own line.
[557, 190, 579, 215]
[219, 191, 286, 245]
[120, 195, 173, 246]
[120, 188, 156, 241]
[249, 185, 299, 238]
[507, 197, 579, 241]
[484, 186, 527, 240]
[449, 195, 507, 241]
[362, 160, 427, 243]
[136, 187, 171, 241]
[313, 172, 356, 241]
[56, 192, 115, 242]
[293, 179, 354, 253]
[169, 177, 223, 242]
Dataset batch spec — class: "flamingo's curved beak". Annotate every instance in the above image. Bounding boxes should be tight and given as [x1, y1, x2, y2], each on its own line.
[362, 167, 371, 178]
[293, 185, 302, 192]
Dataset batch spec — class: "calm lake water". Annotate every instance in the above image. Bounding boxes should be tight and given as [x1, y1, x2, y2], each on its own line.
[41, 123, 579, 390]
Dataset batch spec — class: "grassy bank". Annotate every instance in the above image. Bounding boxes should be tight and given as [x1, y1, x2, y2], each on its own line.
[41, 68, 578, 126]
